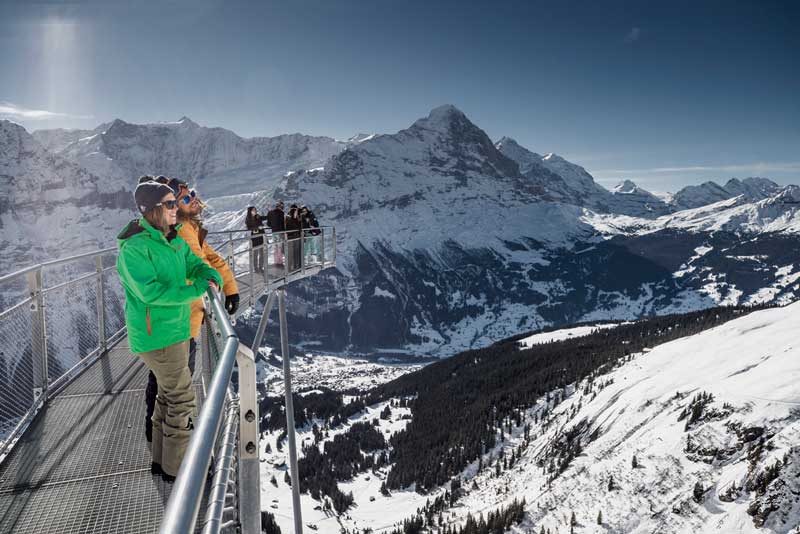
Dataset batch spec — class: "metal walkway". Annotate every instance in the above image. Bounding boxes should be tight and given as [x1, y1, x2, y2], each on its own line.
[0, 227, 336, 533]
[0, 339, 202, 534]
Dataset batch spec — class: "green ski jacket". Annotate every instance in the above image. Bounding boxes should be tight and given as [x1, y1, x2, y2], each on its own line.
[116, 218, 224, 353]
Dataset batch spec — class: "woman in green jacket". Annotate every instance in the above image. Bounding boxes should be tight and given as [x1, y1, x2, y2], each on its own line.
[117, 180, 223, 481]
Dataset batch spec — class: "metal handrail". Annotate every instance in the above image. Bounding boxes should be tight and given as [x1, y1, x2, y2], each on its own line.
[0, 247, 114, 285]
[203, 403, 240, 534]
[160, 288, 239, 534]
[205, 225, 334, 238]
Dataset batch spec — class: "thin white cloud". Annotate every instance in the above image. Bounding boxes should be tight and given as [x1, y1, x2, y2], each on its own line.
[0, 101, 93, 121]
[597, 162, 800, 175]
[624, 27, 642, 44]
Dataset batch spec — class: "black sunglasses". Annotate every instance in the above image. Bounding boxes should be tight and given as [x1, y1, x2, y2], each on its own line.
[155, 200, 178, 209]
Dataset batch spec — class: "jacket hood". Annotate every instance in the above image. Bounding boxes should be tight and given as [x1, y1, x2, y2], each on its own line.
[117, 219, 146, 242]
[117, 219, 181, 246]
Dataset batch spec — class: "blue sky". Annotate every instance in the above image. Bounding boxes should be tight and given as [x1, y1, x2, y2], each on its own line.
[1, 0, 797, 192]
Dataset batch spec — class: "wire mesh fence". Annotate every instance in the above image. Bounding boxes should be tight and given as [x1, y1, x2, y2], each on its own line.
[43, 276, 99, 385]
[0, 248, 119, 453]
[100, 250, 126, 342]
[0, 300, 35, 445]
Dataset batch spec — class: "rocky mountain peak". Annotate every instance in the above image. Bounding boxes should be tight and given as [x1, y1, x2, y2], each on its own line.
[409, 104, 475, 135]
[495, 136, 520, 149]
[176, 116, 199, 128]
[614, 179, 640, 194]
[346, 133, 375, 143]
[0, 119, 41, 159]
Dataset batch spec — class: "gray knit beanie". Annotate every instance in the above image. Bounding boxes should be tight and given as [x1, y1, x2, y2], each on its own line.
[134, 181, 174, 214]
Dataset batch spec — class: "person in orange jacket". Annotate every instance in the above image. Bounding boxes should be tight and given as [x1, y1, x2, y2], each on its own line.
[141, 176, 240, 442]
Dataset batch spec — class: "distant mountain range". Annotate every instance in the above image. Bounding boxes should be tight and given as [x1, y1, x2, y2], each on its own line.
[211, 105, 800, 355]
[2, 105, 799, 354]
[32, 117, 352, 198]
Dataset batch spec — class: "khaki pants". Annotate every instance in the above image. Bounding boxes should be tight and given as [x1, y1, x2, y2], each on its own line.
[138, 340, 196, 476]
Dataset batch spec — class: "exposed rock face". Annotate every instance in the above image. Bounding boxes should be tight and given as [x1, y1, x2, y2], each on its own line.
[0, 119, 132, 273]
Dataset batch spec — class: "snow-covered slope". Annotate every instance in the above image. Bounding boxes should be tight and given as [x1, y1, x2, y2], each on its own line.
[49, 117, 349, 197]
[452, 302, 800, 534]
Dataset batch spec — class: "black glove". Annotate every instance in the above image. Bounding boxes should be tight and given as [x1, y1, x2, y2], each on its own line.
[225, 293, 240, 315]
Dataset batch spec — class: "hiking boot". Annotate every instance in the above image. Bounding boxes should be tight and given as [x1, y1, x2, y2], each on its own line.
[161, 472, 176, 483]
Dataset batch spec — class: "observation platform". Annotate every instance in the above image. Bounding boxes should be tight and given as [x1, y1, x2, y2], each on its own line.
[0, 228, 336, 533]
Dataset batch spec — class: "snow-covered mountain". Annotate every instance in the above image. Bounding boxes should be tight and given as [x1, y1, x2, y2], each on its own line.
[0, 120, 132, 274]
[495, 137, 614, 212]
[31, 122, 111, 153]
[495, 138, 671, 218]
[609, 179, 672, 217]
[40, 117, 349, 197]
[206, 106, 800, 356]
[672, 177, 782, 211]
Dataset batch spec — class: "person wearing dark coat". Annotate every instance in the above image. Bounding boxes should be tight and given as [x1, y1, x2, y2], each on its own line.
[245, 206, 267, 273]
[266, 201, 285, 265]
[285, 204, 302, 271]
[266, 201, 285, 232]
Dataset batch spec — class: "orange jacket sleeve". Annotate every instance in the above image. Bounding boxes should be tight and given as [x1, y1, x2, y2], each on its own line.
[201, 241, 239, 296]
[178, 222, 239, 296]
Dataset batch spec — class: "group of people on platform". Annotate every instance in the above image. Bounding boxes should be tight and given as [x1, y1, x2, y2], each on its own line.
[116, 175, 323, 483]
[116, 175, 324, 484]
[245, 202, 321, 273]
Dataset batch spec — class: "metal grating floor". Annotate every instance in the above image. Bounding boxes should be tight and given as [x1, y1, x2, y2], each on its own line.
[0, 338, 209, 534]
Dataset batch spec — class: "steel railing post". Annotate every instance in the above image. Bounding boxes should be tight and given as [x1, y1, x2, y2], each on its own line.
[26, 268, 48, 399]
[283, 234, 289, 281]
[320, 228, 325, 266]
[235, 344, 261, 534]
[95, 255, 107, 355]
[251, 291, 276, 355]
[332, 227, 337, 265]
[228, 232, 235, 275]
[261, 243, 269, 285]
[300, 229, 305, 275]
[248, 243, 255, 309]
[278, 288, 303, 534]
